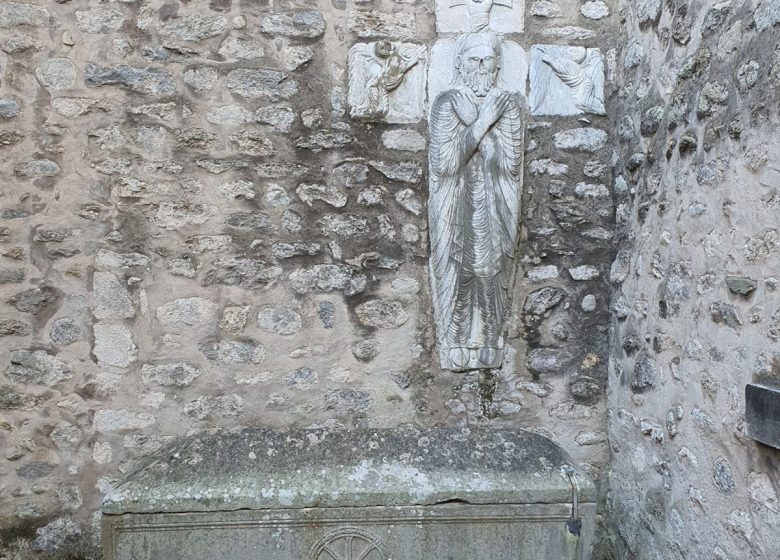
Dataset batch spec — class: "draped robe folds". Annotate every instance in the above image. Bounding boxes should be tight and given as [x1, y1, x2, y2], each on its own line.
[429, 86, 523, 371]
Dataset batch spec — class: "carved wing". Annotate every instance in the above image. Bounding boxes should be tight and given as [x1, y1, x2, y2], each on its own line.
[576, 50, 605, 114]
[428, 91, 467, 332]
[348, 46, 381, 118]
[541, 50, 586, 89]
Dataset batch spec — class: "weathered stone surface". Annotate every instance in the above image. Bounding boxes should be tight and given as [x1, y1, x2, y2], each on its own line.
[581, 1, 610, 19]
[726, 275, 757, 295]
[85, 64, 175, 95]
[631, 352, 658, 392]
[255, 106, 294, 132]
[202, 340, 265, 364]
[529, 159, 568, 176]
[105, 426, 593, 513]
[4, 350, 71, 386]
[206, 105, 254, 126]
[271, 242, 321, 259]
[260, 11, 325, 38]
[202, 258, 282, 288]
[76, 8, 125, 33]
[226, 69, 298, 101]
[156, 297, 218, 330]
[283, 45, 314, 70]
[256, 305, 302, 335]
[710, 302, 742, 329]
[158, 14, 228, 41]
[95, 249, 150, 270]
[0, 319, 31, 336]
[289, 265, 367, 296]
[541, 26, 596, 40]
[316, 214, 370, 237]
[218, 36, 265, 60]
[50, 422, 83, 451]
[524, 287, 566, 316]
[49, 318, 81, 345]
[15, 159, 60, 177]
[382, 129, 426, 152]
[569, 265, 600, 281]
[0, 3, 49, 27]
[184, 394, 243, 420]
[554, 128, 608, 152]
[219, 306, 249, 335]
[355, 299, 408, 328]
[228, 130, 273, 156]
[527, 348, 573, 376]
[93, 271, 134, 320]
[33, 517, 81, 552]
[637, 0, 662, 25]
[183, 67, 219, 91]
[0, 98, 20, 118]
[369, 160, 423, 183]
[94, 323, 137, 368]
[94, 409, 155, 432]
[296, 183, 347, 208]
[755, 0, 780, 31]
[348, 11, 417, 39]
[141, 363, 201, 387]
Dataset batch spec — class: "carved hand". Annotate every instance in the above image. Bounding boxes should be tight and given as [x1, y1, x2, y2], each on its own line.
[451, 90, 479, 126]
[479, 91, 510, 128]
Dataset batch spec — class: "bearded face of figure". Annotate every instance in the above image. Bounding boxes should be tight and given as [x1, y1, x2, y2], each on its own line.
[457, 43, 500, 97]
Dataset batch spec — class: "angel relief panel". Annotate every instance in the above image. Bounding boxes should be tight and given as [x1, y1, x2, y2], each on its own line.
[347, 41, 427, 123]
[529, 45, 606, 116]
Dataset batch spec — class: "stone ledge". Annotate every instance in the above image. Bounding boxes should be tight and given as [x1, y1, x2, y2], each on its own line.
[103, 425, 595, 514]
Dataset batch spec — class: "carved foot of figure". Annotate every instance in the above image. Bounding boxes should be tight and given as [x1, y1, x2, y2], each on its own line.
[448, 347, 471, 370]
[478, 347, 500, 368]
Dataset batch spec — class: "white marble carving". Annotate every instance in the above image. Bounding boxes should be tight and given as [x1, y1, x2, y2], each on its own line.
[428, 38, 527, 117]
[348, 42, 427, 123]
[529, 45, 605, 116]
[435, 0, 525, 34]
[428, 33, 524, 372]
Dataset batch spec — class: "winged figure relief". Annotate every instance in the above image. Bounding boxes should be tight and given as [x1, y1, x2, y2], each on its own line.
[537, 46, 605, 115]
[348, 42, 426, 121]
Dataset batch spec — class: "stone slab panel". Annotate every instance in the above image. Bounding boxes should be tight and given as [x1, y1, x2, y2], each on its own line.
[348, 42, 427, 123]
[529, 45, 606, 116]
[104, 503, 596, 560]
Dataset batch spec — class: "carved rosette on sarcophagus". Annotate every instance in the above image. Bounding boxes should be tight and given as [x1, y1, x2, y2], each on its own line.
[428, 0, 526, 371]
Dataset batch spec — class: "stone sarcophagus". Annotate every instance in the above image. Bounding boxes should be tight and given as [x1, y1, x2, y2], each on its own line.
[102, 426, 595, 559]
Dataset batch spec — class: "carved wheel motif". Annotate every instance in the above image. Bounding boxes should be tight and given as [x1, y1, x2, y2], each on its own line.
[309, 528, 386, 560]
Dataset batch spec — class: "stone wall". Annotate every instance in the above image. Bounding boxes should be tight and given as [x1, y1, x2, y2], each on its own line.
[0, 1, 622, 557]
[607, 0, 780, 558]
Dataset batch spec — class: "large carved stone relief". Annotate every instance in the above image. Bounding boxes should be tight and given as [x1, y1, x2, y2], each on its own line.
[348, 41, 427, 123]
[435, 0, 525, 33]
[529, 45, 605, 116]
[428, 33, 525, 371]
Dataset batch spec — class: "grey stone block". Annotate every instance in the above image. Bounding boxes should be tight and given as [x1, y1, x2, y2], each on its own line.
[746, 384, 780, 449]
